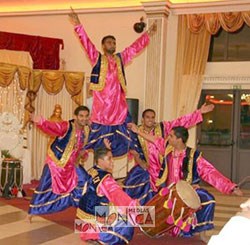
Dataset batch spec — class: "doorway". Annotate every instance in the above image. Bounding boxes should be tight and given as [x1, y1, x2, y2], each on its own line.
[197, 89, 250, 188]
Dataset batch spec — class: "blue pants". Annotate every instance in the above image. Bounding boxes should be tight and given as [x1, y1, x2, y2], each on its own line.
[29, 164, 89, 215]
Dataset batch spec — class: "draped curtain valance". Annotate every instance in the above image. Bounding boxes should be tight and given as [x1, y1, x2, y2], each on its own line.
[174, 10, 250, 146]
[32, 70, 84, 103]
[0, 62, 31, 90]
[0, 63, 84, 127]
[186, 11, 250, 34]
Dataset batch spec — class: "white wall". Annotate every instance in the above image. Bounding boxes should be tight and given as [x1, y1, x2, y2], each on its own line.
[0, 10, 149, 114]
[204, 62, 250, 90]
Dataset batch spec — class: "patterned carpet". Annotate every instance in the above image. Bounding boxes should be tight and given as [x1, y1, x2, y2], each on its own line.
[0, 186, 249, 245]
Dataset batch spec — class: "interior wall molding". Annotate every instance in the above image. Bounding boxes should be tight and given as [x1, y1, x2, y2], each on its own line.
[168, 0, 250, 15]
[142, 1, 170, 17]
[203, 74, 250, 89]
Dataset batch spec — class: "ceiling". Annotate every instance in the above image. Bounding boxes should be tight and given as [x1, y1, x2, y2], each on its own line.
[0, 0, 229, 13]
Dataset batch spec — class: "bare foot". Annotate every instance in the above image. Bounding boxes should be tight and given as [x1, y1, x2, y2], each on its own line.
[199, 231, 210, 244]
[26, 214, 33, 223]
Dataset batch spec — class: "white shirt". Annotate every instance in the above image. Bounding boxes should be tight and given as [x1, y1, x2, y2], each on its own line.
[208, 215, 250, 245]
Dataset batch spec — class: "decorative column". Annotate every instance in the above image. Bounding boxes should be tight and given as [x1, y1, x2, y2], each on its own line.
[142, 1, 170, 121]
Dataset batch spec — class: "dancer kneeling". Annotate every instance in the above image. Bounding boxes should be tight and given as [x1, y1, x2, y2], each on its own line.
[76, 146, 142, 245]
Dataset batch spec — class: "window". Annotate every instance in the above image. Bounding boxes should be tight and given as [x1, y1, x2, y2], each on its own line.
[198, 92, 233, 146]
[208, 24, 250, 61]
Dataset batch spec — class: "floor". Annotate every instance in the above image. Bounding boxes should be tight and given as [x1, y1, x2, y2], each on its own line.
[0, 186, 249, 245]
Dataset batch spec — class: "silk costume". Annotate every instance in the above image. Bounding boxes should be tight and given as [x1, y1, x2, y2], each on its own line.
[123, 110, 203, 205]
[76, 165, 138, 244]
[74, 24, 150, 156]
[146, 138, 236, 236]
[29, 118, 89, 215]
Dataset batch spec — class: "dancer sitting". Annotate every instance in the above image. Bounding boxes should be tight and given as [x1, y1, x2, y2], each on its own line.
[128, 124, 243, 242]
[124, 103, 214, 205]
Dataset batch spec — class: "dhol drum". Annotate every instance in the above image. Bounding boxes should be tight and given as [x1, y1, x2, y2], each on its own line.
[139, 180, 201, 238]
[0, 159, 23, 198]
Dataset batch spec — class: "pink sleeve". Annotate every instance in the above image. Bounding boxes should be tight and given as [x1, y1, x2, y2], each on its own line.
[74, 24, 99, 65]
[147, 137, 166, 192]
[197, 156, 236, 194]
[153, 137, 166, 156]
[121, 32, 150, 66]
[36, 118, 69, 137]
[162, 110, 203, 137]
[98, 175, 138, 207]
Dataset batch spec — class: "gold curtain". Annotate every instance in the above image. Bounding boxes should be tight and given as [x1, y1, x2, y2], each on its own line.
[0, 62, 31, 89]
[31, 69, 84, 103]
[174, 15, 211, 117]
[23, 70, 84, 126]
[186, 11, 250, 34]
[0, 63, 85, 127]
[174, 11, 250, 146]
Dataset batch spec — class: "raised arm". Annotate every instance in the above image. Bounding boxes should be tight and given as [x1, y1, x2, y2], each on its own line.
[162, 103, 215, 137]
[68, 7, 99, 65]
[127, 122, 157, 143]
[121, 22, 157, 66]
[31, 114, 68, 137]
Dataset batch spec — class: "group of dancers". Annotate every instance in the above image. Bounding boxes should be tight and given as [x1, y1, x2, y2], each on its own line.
[27, 8, 243, 245]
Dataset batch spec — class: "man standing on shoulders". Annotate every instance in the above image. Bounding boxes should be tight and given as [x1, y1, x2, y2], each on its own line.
[68, 8, 156, 157]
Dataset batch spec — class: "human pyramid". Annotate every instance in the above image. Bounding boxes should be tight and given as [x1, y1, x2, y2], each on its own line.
[27, 8, 243, 245]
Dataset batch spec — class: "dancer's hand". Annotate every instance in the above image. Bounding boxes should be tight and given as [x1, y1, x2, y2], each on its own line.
[200, 103, 215, 114]
[30, 113, 42, 123]
[232, 186, 243, 196]
[79, 150, 89, 164]
[104, 138, 111, 150]
[127, 122, 139, 134]
[147, 21, 157, 36]
[68, 7, 81, 26]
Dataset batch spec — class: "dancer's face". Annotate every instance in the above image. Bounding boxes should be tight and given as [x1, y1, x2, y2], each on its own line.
[75, 110, 89, 128]
[102, 38, 116, 55]
[142, 111, 156, 129]
[98, 151, 114, 173]
[168, 130, 179, 147]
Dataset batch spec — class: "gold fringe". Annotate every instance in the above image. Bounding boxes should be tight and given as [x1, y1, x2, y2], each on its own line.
[47, 122, 76, 168]
[105, 230, 129, 244]
[122, 180, 149, 189]
[29, 193, 70, 208]
[89, 54, 127, 93]
[89, 55, 108, 91]
[201, 200, 216, 206]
